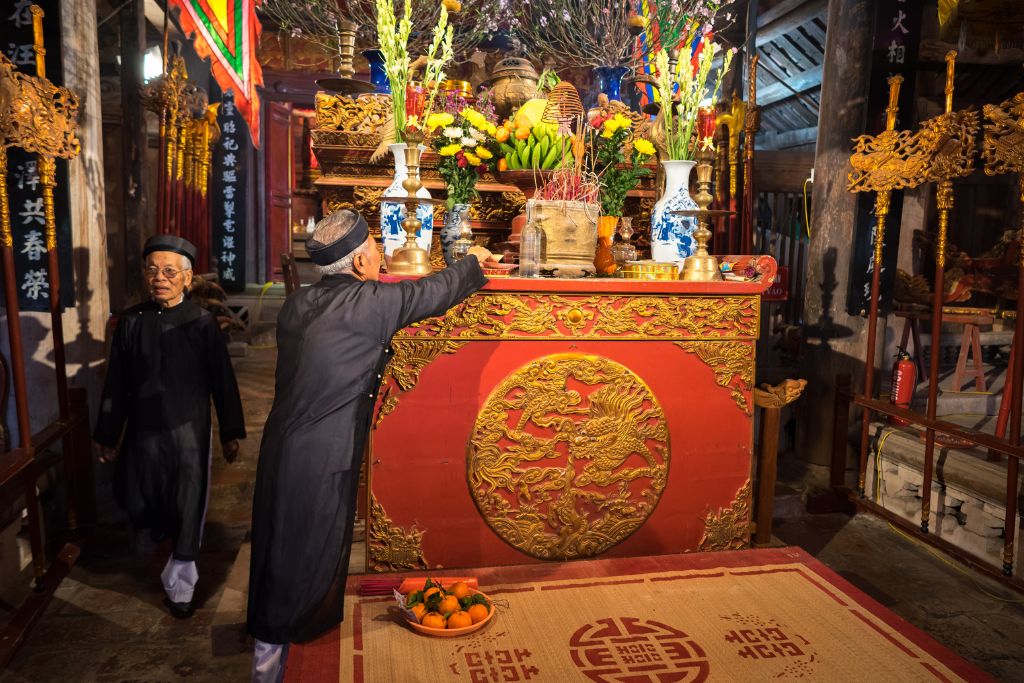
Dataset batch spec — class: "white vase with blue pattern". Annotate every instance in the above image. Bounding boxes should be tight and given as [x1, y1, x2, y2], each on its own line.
[381, 143, 433, 257]
[650, 160, 698, 268]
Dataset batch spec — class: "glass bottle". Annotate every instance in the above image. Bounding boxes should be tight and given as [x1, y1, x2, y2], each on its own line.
[519, 200, 544, 277]
[450, 214, 474, 261]
[612, 217, 637, 266]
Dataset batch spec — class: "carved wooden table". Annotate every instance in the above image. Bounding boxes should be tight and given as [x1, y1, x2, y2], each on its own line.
[367, 261, 777, 573]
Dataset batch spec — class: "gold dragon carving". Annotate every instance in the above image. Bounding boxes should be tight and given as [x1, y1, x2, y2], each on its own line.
[0, 54, 80, 160]
[676, 341, 755, 415]
[314, 93, 391, 148]
[468, 354, 670, 560]
[697, 479, 752, 551]
[368, 494, 428, 572]
[982, 92, 1024, 178]
[400, 294, 759, 341]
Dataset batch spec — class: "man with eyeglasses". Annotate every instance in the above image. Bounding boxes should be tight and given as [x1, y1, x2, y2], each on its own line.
[246, 209, 490, 681]
[94, 234, 246, 619]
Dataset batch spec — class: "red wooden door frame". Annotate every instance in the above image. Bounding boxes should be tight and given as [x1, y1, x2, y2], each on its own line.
[264, 102, 293, 281]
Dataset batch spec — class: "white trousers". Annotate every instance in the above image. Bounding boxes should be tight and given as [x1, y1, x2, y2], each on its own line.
[253, 640, 289, 683]
[161, 556, 198, 603]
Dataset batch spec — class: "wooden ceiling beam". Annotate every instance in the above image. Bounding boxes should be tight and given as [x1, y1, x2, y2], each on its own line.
[756, 63, 823, 107]
[756, 0, 828, 46]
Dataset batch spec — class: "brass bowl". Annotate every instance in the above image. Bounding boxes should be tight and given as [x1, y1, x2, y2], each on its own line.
[616, 260, 679, 281]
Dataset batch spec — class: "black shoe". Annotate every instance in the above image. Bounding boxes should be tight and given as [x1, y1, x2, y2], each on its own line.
[164, 597, 195, 619]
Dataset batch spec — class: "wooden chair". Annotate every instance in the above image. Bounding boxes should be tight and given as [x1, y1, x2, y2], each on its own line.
[280, 252, 301, 296]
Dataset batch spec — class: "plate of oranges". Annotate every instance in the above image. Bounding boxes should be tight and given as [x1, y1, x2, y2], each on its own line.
[398, 578, 495, 637]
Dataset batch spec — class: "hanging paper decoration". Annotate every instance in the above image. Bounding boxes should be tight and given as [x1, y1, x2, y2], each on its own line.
[170, 0, 264, 147]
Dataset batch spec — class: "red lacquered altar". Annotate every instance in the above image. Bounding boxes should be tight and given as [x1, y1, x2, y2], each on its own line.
[366, 257, 776, 572]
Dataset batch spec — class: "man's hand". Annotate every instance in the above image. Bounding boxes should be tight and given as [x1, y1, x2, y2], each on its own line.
[95, 442, 118, 464]
[223, 439, 240, 464]
[467, 246, 494, 264]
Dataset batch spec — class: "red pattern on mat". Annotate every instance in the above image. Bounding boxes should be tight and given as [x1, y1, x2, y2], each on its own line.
[282, 547, 995, 683]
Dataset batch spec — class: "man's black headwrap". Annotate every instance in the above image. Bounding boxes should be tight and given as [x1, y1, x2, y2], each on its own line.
[307, 211, 370, 266]
[143, 234, 197, 266]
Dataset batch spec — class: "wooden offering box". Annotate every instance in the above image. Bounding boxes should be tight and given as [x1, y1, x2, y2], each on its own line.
[367, 257, 776, 573]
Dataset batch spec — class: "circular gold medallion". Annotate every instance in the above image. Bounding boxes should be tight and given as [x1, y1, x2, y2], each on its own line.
[468, 354, 670, 560]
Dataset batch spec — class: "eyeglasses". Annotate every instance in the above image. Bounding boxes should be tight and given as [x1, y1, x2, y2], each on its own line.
[144, 266, 190, 279]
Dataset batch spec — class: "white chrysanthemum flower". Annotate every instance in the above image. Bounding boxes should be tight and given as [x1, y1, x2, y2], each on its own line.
[443, 126, 462, 138]
[470, 128, 486, 141]
[460, 137, 478, 147]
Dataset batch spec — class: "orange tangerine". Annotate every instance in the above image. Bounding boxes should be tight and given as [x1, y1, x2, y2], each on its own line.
[423, 586, 440, 602]
[447, 611, 472, 629]
[410, 603, 427, 622]
[450, 581, 471, 600]
[438, 595, 460, 615]
[421, 612, 446, 629]
[467, 603, 489, 624]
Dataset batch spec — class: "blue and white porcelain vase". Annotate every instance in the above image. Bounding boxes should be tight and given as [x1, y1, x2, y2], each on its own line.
[381, 143, 434, 257]
[650, 160, 698, 266]
[441, 203, 470, 266]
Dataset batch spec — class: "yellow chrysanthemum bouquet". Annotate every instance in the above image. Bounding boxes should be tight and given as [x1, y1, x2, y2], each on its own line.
[587, 112, 656, 217]
[427, 107, 499, 209]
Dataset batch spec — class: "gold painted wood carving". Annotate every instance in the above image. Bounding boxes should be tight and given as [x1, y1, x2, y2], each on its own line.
[982, 91, 1024, 178]
[676, 341, 755, 415]
[374, 338, 467, 426]
[0, 54, 80, 160]
[468, 354, 670, 561]
[398, 294, 760, 342]
[368, 494, 428, 572]
[697, 479, 752, 551]
[314, 93, 391, 148]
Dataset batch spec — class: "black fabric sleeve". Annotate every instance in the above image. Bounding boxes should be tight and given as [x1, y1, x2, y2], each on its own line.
[390, 255, 488, 334]
[93, 317, 129, 448]
[207, 320, 247, 443]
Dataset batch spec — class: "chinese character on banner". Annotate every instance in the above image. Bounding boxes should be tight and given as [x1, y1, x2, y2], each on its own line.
[4, 0, 75, 311]
[891, 10, 910, 34]
[211, 92, 246, 292]
[887, 40, 906, 64]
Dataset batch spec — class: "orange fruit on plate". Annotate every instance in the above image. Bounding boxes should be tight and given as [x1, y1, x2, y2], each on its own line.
[450, 581, 471, 600]
[447, 611, 472, 629]
[421, 612, 446, 629]
[438, 595, 460, 615]
[410, 603, 427, 622]
[423, 587, 440, 602]
[467, 603, 489, 624]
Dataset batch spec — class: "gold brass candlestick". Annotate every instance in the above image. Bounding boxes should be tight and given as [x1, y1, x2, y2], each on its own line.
[677, 146, 723, 281]
[386, 135, 436, 276]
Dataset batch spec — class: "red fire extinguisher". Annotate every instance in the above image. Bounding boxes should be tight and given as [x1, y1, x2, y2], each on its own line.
[888, 348, 916, 425]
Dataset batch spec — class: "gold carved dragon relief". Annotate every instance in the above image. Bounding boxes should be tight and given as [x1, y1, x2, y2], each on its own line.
[0, 54, 80, 160]
[983, 92, 1024, 177]
[314, 92, 391, 149]
[676, 341, 755, 415]
[368, 494, 428, 572]
[399, 294, 759, 341]
[468, 354, 670, 560]
[697, 479, 752, 551]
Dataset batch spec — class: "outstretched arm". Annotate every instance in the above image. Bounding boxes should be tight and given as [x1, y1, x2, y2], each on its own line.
[388, 255, 488, 334]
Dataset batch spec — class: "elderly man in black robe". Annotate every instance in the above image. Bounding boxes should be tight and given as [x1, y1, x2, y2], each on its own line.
[247, 209, 488, 681]
[94, 234, 246, 619]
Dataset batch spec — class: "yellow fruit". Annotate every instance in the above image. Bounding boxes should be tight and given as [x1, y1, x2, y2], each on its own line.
[447, 610, 473, 629]
[410, 603, 427, 622]
[421, 612, 446, 629]
[515, 98, 550, 128]
[438, 595, 460, 614]
[514, 127, 531, 140]
[467, 603, 489, 624]
[450, 581, 471, 600]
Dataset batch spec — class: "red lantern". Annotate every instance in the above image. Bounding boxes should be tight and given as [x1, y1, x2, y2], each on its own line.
[697, 106, 717, 148]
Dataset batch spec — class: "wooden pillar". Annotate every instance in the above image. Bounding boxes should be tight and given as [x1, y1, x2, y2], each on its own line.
[798, 0, 878, 468]
[119, 0, 147, 305]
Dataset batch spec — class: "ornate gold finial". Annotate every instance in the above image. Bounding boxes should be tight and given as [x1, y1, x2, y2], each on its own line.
[31, 5, 45, 80]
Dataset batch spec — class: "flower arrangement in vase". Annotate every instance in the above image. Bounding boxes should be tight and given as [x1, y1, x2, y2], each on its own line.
[649, 24, 733, 266]
[374, 0, 454, 259]
[426, 106, 499, 263]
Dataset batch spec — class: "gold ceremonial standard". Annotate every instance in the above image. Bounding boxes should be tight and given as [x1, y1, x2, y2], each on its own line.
[680, 146, 722, 282]
[387, 136, 433, 276]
